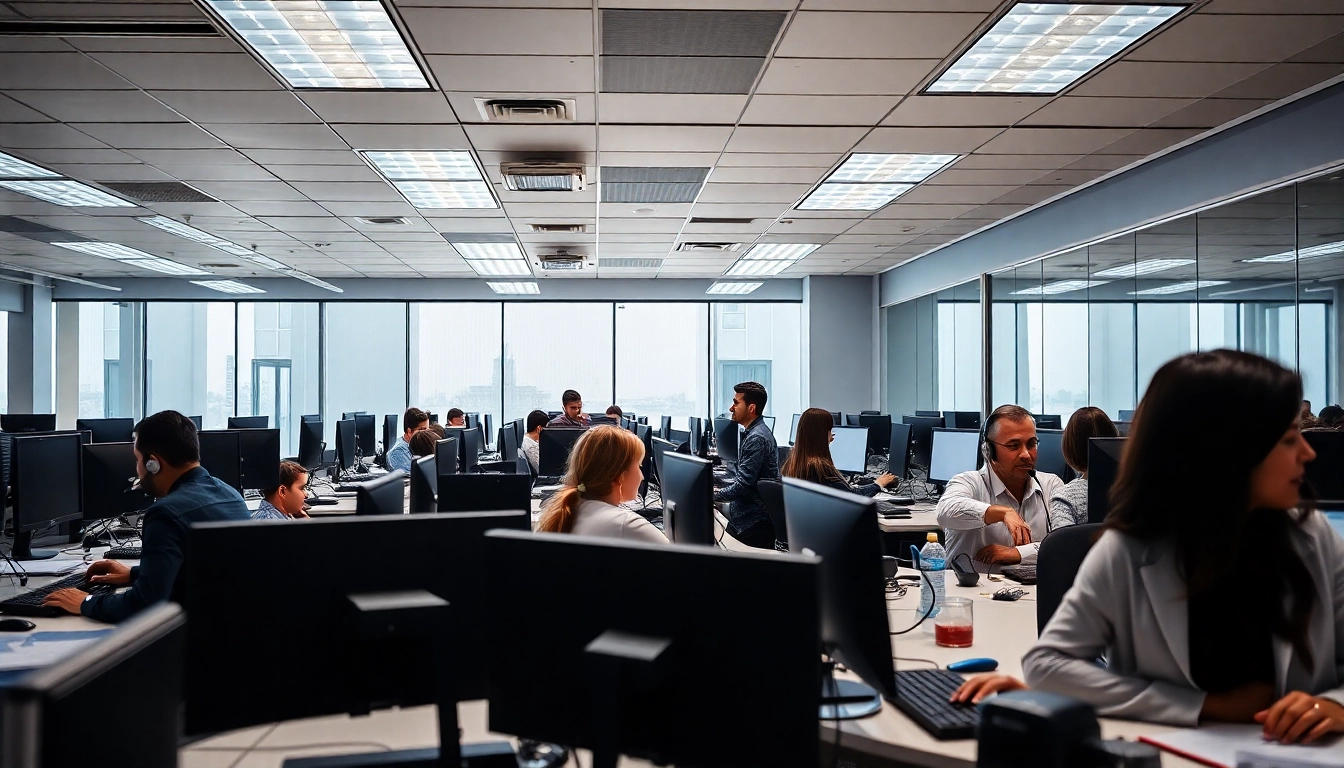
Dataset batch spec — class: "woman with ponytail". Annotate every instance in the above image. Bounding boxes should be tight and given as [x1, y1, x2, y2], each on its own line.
[536, 426, 667, 543]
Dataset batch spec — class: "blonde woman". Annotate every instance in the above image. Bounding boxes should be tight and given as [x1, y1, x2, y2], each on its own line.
[537, 426, 667, 544]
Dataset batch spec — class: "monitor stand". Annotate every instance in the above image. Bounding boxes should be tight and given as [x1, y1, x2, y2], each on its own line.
[585, 629, 673, 768]
[11, 530, 59, 561]
[819, 659, 882, 720]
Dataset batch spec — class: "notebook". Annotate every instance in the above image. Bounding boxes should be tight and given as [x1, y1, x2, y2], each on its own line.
[1139, 723, 1344, 768]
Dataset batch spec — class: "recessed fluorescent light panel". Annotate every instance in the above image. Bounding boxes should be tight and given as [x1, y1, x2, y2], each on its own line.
[723, 243, 820, 277]
[1012, 279, 1109, 295]
[1129, 280, 1228, 296]
[487, 281, 540, 295]
[52, 241, 210, 276]
[192, 279, 265, 294]
[0, 151, 59, 179]
[927, 3, 1183, 94]
[0, 180, 133, 207]
[362, 150, 497, 209]
[204, 0, 429, 89]
[707, 282, 762, 295]
[138, 216, 292, 271]
[798, 154, 958, 211]
[1241, 241, 1344, 264]
[451, 241, 532, 278]
[1092, 258, 1194, 278]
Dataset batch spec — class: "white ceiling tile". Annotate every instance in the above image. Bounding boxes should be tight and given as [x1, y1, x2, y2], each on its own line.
[690, 203, 790, 218]
[331, 124, 471, 150]
[991, 184, 1074, 206]
[1059, 155, 1147, 172]
[0, 123, 111, 149]
[955, 153, 1084, 170]
[928, 168, 1057, 186]
[768, 218, 857, 235]
[87, 53, 282, 90]
[1148, 98, 1274, 128]
[463, 123, 596, 152]
[426, 55, 595, 92]
[756, 58, 939, 95]
[880, 95, 1050, 127]
[202, 124, 348, 150]
[239, 149, 363, 166]
[775, 11, 989, 59]
[597, 94, 746, 124]
[598, 218, 685, 234]
[740, 95, 897, 126]
[724, 126, 868, 153]
[150, 91, 321, 124]
[190, 181, 308, 202]
[1128, 14, 1344, 62]
[844, 219, 937, 235]
[8, 89, 183, 122]
[894, 185, 1016, 204]
[869, 203, 979, 219]
[69, 122, 227, 149]
[267, 164, 383, 183]
[1213, 62, 1344, 98]
[290, 182, 404, 203]
[505, 202, 602, 217]
[718, 152, 844, 167]
[400, 7, 593, 55]
[595, 125, 731, 153]
[697, 183, 810, 204]
[801, 0, 1002, 9]
[155, 164, 279, 182]
[597, 152, 721, 167]
[65, 36, 244, 54]
[48, 163, 172, 182]
[0, 94, 52, 123]
[301, 91, 460, 124]
[854, 126, 1001, 153]
[124, 148, 251, 165]
[0, 53, 133, 89]
[976, 128, 1134, 155]
[707, 166, 827, 184]
[1071, 62, 1271, 98]
[1019, 97, 1197, 128]
[230, 201, 330, 217]
[1097, 128, 1205, 156]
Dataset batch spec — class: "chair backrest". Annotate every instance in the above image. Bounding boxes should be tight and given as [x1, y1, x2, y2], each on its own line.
[757, 479, 787, 550]
[1036, 522, 1103, 634]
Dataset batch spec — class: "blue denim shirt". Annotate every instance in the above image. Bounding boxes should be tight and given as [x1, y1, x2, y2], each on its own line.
[386, 436, 412, 473]
[82, 466, 249, 624]
[714, 416, 779, 532]
[251, 498, 286, 520]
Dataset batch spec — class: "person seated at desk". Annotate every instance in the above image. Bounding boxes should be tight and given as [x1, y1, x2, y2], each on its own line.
[936, 404, 1064, 569]
[409, 429, 438, 459]
[1317, 404, 1344, 429]
[445, 408, 465, 428]
[521, 409, 547, 473]
[548, 389, 590, 428]
[42, 410, 250, 622]
[782, 408, 895, 497]
[1023, 350, 1344, 741]
[253, 460, 309, 520]
[714, 381, 780, 550]
[386, 407, 429, 473]
[428, 422, 446, 439]
[1047, 406, 1118, 530]
[606, 405, 622, 419]
[537, 426, 666, 544]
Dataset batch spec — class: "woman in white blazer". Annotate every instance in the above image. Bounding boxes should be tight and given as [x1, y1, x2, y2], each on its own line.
[1021, 349, 1344, 744]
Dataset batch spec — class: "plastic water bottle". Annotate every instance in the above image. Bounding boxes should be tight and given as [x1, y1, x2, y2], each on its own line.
[917, 532, 947, 620]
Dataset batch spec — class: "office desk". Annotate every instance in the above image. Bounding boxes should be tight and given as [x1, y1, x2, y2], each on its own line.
[877, 501, 941, 534]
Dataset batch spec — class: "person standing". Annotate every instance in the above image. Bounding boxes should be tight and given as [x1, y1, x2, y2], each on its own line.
[714, 381, 780, 549]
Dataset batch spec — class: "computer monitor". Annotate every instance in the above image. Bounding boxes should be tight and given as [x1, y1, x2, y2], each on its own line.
[180, 511, 530, 766]
[482, 413, 493, 451]
[334, 418, 356, 472]
[659, 415, 671, 439]
[713, 417, 741, 467]
[845, 413, 862, 426]
[666, 428, 690, 448]
[10, 433, 83, 560]
[660, 452, 715, 545]
[1304, 431, 1344, 502]
[1115, 420, 1132, 436]
[1118, 409, 1135, 421]
[916, 410, 941, 417]
[587, 415, 619, 427]
[0, 603, 185, 768]
[781, 478, 892, 716]
[435, 437, 459, 481]
[762, 415, 775, 431]
[902, 415, 945, 470]
[428, 412, 440, 425]
[888, 422, 912, 479]
[859, 414, 892, 454]
[789, 413, 801, 444]
[341, 411, 366, 421]
[187, 415, 202, 429]
[76, 417, 134, 444]
[649, 436, 678, 487]
[635, 422, 650, 447]
[297, 418, 324, 470]
[301, 414, 321, 423]
[355, 469, 405, 516]
[437, 474, 532, 515]
[352, 413, 376, 456]
[538, 427, 585, 477]
[1032, 413, 1063, 430]
[465, 412, 480, 430]
[483, 530, 821, 768]
[829, 425, 869, 474]
[81, 442, 152, 522]
[497, 425, 519, 464]
[198, 430, 241, 492]
[928, 428, 980, 485]
[1, 413, 56, 433]
[381, 415, 398, 455]
[409, 455, 437, 514]
[227, 415, 268, 430]
[944, 411, 981, 430]
[1033, 428, 1074, 483]
[236, 428, 281, 490]
[688, 417, 704, 457]
[444, 427, 480, 473]
[1087, 438, 1126, 524]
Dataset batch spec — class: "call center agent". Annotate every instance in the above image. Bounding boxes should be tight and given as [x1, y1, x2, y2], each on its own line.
[1018, 350, 1344, 742]
[935, 405, 1065, 569]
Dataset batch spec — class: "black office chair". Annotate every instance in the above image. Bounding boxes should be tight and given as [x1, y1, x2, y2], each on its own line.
[758, 479, 787, 552]
[777, 445, 790, 468]
[1036, 523, 1103, 635]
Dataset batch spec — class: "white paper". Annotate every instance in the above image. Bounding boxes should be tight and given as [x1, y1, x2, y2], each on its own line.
[0, 559, 85, 576]
[1142, 723, 1344, 768]
[0, 630, 114, 672]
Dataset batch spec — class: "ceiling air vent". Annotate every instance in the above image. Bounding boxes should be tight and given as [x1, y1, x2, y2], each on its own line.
[475, 98, 577, 123]
[356, 216, 409, 226]
[530, 223, 587, 233]
[600, 258, 663, 269]
[688, 217, 756, 225]
[538, 250, 586, 270]
[678, 242, 740, 252]
[100, 182, 216, 203]
[501, 161, 586, 192]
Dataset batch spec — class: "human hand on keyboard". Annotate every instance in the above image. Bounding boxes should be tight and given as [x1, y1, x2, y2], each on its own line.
[86, 559, 132, 586]
[949, 674, 1026, 705]
[42, 585, 89, 615]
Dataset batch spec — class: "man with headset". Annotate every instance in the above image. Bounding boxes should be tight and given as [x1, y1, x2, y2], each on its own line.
[935, 404, 1065, 569]
[42, 410, 249, 622]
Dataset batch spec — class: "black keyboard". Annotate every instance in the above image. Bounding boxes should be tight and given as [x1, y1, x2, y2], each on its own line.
[105, 545, 142, 559]
[0, 571, 119, 617]
[340, 473, 378, 484]
[892, 669, 978, 739]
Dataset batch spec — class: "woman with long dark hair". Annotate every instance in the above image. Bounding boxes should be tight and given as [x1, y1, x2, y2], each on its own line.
[1022, 350, 1344, 741]
[781, 408, 895, 495]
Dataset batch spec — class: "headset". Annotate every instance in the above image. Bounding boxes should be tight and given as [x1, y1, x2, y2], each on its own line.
[145, 458, 161, 474]
[978, 406, 1037, 477]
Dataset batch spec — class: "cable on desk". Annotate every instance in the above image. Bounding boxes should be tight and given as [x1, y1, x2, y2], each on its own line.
[890, 567, 936, 636]
[893, 657, 940, 669]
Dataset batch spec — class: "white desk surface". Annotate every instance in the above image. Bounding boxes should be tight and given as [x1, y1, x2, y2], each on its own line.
[876, 500, 942, 533]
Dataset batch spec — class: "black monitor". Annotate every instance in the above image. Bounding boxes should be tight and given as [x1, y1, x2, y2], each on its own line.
[428, 411, 439, 425]
[713, 416, 740, 467]
[187, 415, 202, 429]
[1305, 430, 1344, 502]
[382, 414, 398, 455]
[587, 415, 618, 427]
[335, 418, 356, 472]
[481, 414, 493, 451]
[782, 478, 892, 716]
[180, 511, 531, 765]
[859, 414, 892, 454]
[445, 427, 480, 473]
[198, 430, 241, 492]
[76, 417, 134, 444]
[236, 428, 281, 490]
[1, 413, 56, 433]
[888, 422, 912, 479]
[227, 415, 268, 430]
[902, 415, 944, 470]
[301, 414, 321, 423]
[688, 417, 704, 457]
[1032, 413, 1063, 430]
[81, 442, 152, 522]
[437, 474, 532, 515]
[355, 469, 405, 516]
[538, 427, 584, 477]
[1033, 428, 1074, 483]
[497, 425, 519, 463]
[829, 411, 842, 425]
[0, 603, 185, 768]
[297, 418, 324, 470]
[666, 428, 690, 448]
[1118, 409, 1135, 421]
[409, 455, 437, 513]
[916, 410, 941, 418]
[1115, 420, 1132, 437]
[634, 423, 650, 447]
[789, 413, 801, 444]
[1087, 438, 1126, 524]
[649, 436, 678, 488]
[829, 425, 869, 474]
[659, 415, 671, 439]
[465, 412, 480, 430]
[435, 437, 459, 481]
[845, 413, 862, 426]
[944, 411, 981, 430]
[10, 433, 83, 559]
[660, 452, 715, 545]
[928, 428, 980, 485]
[352, 413, 376, 456]
[483, 530, 821, 768]
[341, 411, 367, 421]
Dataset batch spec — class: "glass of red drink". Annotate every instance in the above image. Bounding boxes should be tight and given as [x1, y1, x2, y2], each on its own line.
[934, 597, 974, 648]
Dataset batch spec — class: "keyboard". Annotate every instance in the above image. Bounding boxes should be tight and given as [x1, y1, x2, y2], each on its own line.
[1001, 565, 1037, 584]
[340, 472, 379, 484]
[892, 669, 977, 740]
[0, 571, 119, 617]
[306, 496, 339, 506]
[104, 545, 142, 559]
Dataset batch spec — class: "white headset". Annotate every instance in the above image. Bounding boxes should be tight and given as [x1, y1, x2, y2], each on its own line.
[145, 458, 161, 474]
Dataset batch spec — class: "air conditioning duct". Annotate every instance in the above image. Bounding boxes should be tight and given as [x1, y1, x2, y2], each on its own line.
[538, 250, 586, 270]
[501, 161, 586, 192]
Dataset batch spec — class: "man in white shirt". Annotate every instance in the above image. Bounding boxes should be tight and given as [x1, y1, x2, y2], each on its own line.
[935, 404, 1064, 569]
[520, 409, 547, 473]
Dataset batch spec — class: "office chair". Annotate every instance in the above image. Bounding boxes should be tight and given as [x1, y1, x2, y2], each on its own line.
[1036, 523, 1103, 635]
[757, 479, 787, 552]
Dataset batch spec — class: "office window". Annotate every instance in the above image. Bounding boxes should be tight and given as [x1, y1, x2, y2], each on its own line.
[75, 302, 144, 419]
[936, 299, 981, 411]
[503, 303, 613, 421]
[1299, 302, 1328, 409]
[615, 303, 709, 426]
[0, 310, 7, 414]
[145, 303, 235, 430]
[712, 303, 801, 432]
[324, 303, 407, 447]
[1088, 303, 1136, 419]
[238, 303, 319, 456]
[410, 302, 503, 436]
[1041, 302, 1089, 415]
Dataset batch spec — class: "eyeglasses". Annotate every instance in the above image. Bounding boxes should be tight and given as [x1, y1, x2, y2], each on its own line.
[986, 438, 1039, 452]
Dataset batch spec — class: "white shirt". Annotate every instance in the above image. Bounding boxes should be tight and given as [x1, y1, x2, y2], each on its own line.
[520, 434, 540, 472]
[935, 465, 1063, 569]
[567, 499, 668, 544]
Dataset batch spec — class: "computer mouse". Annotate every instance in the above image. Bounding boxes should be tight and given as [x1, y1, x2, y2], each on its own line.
[0, 618, 36, 632]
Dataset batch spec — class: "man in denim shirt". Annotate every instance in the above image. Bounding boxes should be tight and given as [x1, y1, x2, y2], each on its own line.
[386, 407, 430, 473]
[714, 381, 780, 549]
[43, 411, 249, 622]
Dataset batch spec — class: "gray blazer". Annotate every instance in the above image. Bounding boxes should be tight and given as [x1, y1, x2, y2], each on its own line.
[1023, 512, 1344, 727]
